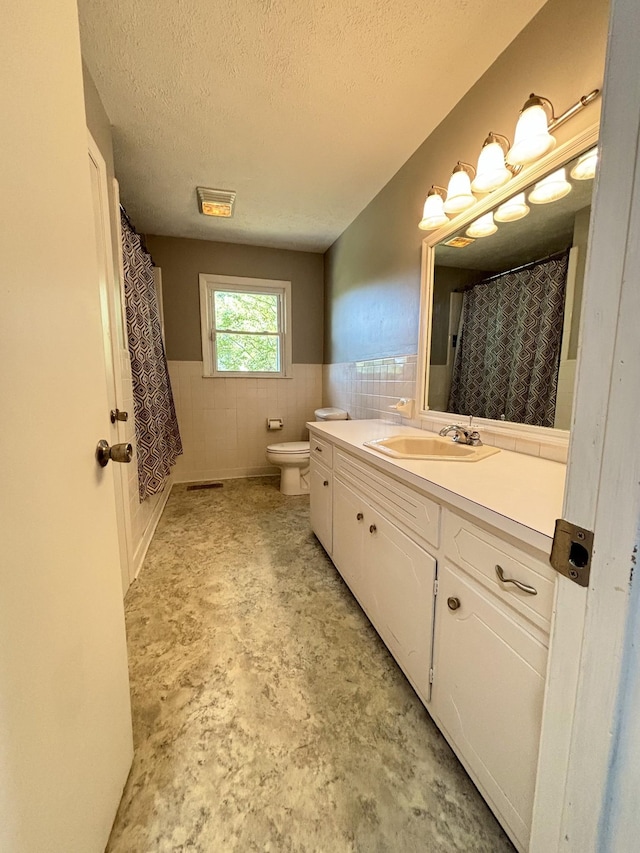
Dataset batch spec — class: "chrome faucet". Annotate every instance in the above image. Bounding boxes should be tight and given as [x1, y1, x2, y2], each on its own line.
[439, 424, 483, 446]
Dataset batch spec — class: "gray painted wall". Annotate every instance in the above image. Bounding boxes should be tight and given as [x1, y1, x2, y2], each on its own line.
[145, 236, 324, 363]
[324, 0, 610, 364]
[82, 61, 115, 178]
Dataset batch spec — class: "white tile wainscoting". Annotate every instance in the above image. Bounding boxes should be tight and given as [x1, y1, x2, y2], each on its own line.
[322, 356, 418, 422]
[323, 354, 569, 464]
[168, 361, 323, 483]
[162, 355, 568, 493]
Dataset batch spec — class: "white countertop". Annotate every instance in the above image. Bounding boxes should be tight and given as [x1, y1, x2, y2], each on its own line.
[307, 419, 566, 554]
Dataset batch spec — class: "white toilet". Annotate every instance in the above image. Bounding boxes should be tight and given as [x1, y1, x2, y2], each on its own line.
[266, 407, 348, 495]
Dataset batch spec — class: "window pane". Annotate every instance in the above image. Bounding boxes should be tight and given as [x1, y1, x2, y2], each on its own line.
[216, 333, 280, 372]
[214, 290, 278, 333]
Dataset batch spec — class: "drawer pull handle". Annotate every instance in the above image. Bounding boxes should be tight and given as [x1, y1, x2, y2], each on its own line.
[495, 564, 537, 595]
[356, 513, 364, 521]
[315, 446, 323, 452]
[323, 480, 329, 487]
[369, 524, 377, 534]
[447, 597, 461, 611]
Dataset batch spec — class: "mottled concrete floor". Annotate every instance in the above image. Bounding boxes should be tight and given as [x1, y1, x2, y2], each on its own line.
[107, 478, 514, 853]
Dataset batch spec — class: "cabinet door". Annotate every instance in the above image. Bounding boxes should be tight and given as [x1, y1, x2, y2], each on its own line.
[431, 564, 548, 852]
[367, 513, 436, 702]
[310, 460, 333, 554]
[332, 478, 377, 618]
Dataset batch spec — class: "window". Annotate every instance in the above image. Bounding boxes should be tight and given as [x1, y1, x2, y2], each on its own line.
[199, 274, 292, 377]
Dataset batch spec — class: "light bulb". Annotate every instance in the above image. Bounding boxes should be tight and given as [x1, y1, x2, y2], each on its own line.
[418, 190, 449, 230]
[443, 165, 476, 214]
[466, 211, 498, 238]
[472, 139, 512, 193]
[570, 147, 598, 180]
[529, 167, 572, 204]
[494, 192, 530, 222]
[507, 99, 556, 166]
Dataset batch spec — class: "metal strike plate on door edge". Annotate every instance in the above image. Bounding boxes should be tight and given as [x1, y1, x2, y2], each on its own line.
[550, 518, 594, 587]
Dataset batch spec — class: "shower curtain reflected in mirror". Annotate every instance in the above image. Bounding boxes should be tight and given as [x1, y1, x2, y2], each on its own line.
[448, 252, 569, 427]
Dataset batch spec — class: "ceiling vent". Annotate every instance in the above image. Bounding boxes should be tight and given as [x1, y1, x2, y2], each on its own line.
[197, 187, 236, 218]
[443, 236, 476, 248]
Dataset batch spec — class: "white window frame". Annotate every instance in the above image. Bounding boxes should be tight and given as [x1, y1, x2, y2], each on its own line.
[199, 273, 292, 378]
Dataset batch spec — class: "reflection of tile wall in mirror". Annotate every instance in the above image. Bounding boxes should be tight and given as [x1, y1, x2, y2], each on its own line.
[427, 145, 596, 426]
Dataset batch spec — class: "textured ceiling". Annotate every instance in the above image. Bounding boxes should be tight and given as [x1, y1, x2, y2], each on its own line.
[78, 0, 547, 252]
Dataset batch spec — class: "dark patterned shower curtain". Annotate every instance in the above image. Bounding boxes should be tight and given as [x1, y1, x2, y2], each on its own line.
[121, 212, 182, 499]
[448, 252, 569, 427]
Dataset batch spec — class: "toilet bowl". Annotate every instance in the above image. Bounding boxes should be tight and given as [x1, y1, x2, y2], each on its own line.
[266, 441, 311, 496]
[266, 407, 348, 495]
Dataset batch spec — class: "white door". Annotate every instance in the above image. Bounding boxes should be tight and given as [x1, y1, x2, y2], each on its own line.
[0, 1, 134, 850]
[88, 135, 134, 596]
[531, 0, 640, 849]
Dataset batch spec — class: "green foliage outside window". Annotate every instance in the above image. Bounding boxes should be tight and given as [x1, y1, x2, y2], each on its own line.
[214, 290, 281, 372]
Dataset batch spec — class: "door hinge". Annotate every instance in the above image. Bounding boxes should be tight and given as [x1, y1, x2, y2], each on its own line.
[550, 518, 594, 588]
[429, 668, 434, 684]
[433, 579, 439, 596]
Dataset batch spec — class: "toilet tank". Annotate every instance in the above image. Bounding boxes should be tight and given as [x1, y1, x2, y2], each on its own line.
[314, 407, 348, 421]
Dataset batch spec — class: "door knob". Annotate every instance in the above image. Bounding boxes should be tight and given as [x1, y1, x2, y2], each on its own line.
[356, 513, 364, 521]
[110, 408, 129, 423]
[96, 439, 133, 467]
[369, 524, 377, 534]
[323, 480, 329, 487]
[447, 596, 461, 611]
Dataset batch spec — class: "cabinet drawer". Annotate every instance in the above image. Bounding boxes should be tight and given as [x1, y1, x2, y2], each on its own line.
[335, 449, 440, 549]
[443, 512, 555, 632]
[310, 434, 333, 468]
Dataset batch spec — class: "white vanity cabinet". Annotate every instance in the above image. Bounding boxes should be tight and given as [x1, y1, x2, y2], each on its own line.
[431, 562, 548, 851]
[309, 458, 333, 554]
[331, 477, 372, 613]
[308, 425, 557, 852]
[332, 476, 437, 701]
[429, 511, 554, 852]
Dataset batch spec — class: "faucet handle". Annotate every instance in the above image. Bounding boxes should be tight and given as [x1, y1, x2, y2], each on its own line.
[468, 430, 483, 446]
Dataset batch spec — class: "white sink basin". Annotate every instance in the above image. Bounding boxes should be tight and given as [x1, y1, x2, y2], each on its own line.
[363, 434, 500, 462]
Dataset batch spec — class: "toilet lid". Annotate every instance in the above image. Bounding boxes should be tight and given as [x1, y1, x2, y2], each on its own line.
[315, 407, 348, 420]
[267, 441, 310, 453]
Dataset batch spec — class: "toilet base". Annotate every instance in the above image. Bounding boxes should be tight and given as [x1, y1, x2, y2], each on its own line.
[279, 464, 310, 496]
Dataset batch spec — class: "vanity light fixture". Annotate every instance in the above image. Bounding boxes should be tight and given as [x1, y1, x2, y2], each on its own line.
[507, 89, 600, 167]
[507, 95, 556, 165]
[418, 186, 449, 230]
[466, 211, 498, 238]
[570, 146, 598, 180]
[528, 167, 572, 204]
[494, 192, 530, 222]
[472, 133, 518, 193]
[443, 163, 476, 215]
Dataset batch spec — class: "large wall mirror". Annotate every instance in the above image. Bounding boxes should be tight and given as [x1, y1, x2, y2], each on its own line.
[418, 126, 599, 435]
